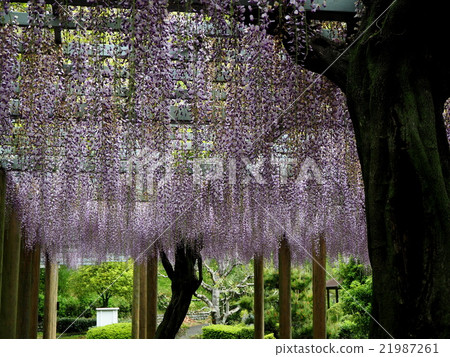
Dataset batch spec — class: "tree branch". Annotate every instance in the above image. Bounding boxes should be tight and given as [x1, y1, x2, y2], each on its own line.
[204, 261, 217, 284]
[159, 250, 175, 281]
[194, 292, 214, 309]
[284, 34, 349, 92]
[200, 280, 214, 293]
[195, 254, 203, 290]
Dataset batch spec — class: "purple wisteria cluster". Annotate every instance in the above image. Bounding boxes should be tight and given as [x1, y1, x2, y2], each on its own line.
[0, 0, 372, 266]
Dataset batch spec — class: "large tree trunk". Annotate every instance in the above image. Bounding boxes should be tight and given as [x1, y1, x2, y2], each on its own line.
[345, 1, 450, 338]
[271, 0, 450, 338]
[155, 240, 202, 339]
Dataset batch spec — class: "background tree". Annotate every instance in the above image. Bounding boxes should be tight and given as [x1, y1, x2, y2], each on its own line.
[68, 261, 133, 308]
[194, 258, 253, 324]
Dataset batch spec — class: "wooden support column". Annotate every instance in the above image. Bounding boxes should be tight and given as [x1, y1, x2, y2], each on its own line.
[17, 241, 34, 338]
[43, 255, 58, 339]
[138, 261, 147, 339]
[254, 254, 264, 339]
[132, 262, 140, 339]
[313, 235, 327, 339]
[279, 236, 291, 339]
[146, 254, 158, 339]
[29, 245, 41, 339]
[0, 209, 21, 339]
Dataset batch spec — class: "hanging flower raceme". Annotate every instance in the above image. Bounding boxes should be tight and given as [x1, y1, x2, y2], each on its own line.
[2, 0, 369, 266]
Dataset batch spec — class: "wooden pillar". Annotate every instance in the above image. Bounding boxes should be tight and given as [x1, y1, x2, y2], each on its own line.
[146, 254, 158, 339]
[0, 168, 6, 307]
[43, 255, 58, 339]
[29, 245, 41, 338]
[132, 262, 140, 339]
[17, 241, 34, 338]
[313, 235, 327, 339]
[279, 236, 291, 339]
[0, 209, 21, 339]
[254, 254, 264, 339]
[327, 288, 331, 309]
[138, 261, 147, 339]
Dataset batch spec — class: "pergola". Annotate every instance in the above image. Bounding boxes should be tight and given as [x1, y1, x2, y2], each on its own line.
[0, 0, 358, 340]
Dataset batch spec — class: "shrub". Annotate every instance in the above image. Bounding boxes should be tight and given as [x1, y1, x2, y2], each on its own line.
[264, 333, 275, 339]
[58, 296, 96, 319]
[202, 325, 253, 339]
[202, 325, 277, 339]
[57, 317, 97, 333]
[337, 320, 358, 339]
[86, 323, 131, 339]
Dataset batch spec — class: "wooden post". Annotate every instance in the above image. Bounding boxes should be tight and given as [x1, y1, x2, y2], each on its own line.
[139, 261, 147, 339]
[0, 169, 6, 307]
[313, 235, 327, 339]
[29, 244, 41, 338]
[43, 255, 58, 339]
[0, 209, 21, 339]
[279, 236, 291, 339]
[17, 241, 34, 338]
[132, 262, 140, 339]
[147, 254, 158, 339]
[254, 254, 264, 339]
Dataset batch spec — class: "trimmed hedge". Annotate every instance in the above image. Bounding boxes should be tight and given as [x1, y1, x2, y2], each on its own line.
[86, 323, 131, 339]
[57, 317, 97, 334]
[202, 325, 275, 339]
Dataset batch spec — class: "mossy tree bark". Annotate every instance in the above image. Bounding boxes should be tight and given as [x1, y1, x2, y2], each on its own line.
[281, 0, 450, 338]
[155, 240, 202, 339]
[345, 1, 450, 337]
[267, 0, 450, 338]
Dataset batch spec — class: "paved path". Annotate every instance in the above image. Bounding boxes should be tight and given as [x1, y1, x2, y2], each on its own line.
[177, 324, 209, 339]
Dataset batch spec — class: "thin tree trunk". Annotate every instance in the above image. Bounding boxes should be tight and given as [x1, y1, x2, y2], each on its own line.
[155, 241, 202, 339]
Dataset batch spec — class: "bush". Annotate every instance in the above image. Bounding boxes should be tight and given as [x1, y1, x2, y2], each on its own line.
[86, 323, 131, 339]
[202, 325, 254, 339]
[201, 324, 273, 339]
[57, 296, 96, 319]
[340, 277, 372, 338]
[57, 317, 97, 333]
[337, 320, 358, 339]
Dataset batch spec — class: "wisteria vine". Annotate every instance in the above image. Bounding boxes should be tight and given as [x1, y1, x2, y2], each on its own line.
[0, 0, 423, 266]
